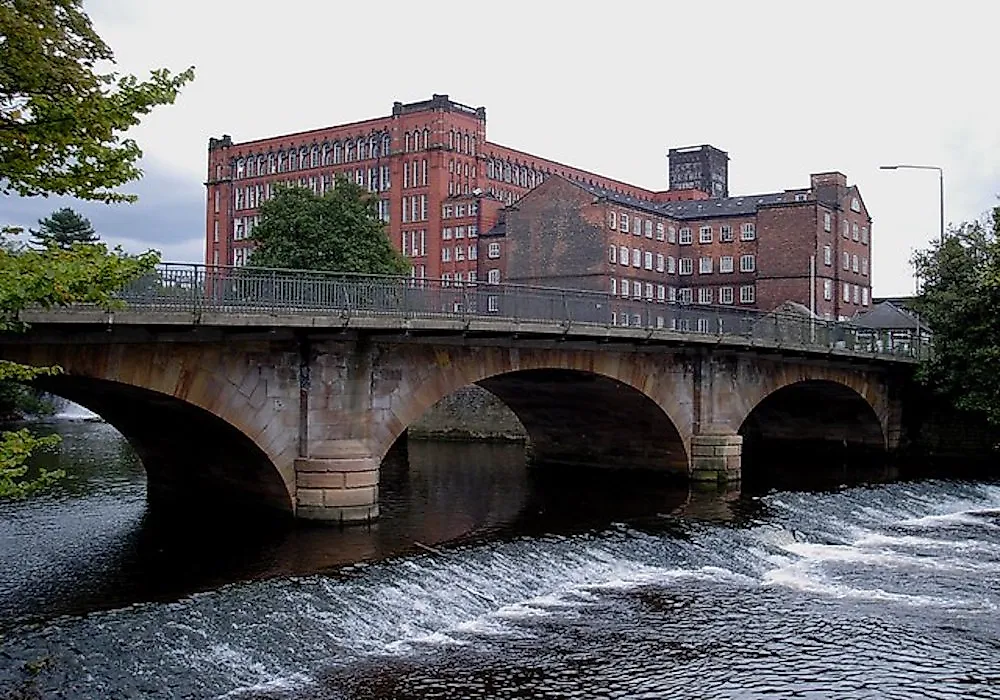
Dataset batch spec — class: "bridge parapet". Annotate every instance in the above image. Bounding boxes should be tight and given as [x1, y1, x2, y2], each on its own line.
[74, 263, 927, 363]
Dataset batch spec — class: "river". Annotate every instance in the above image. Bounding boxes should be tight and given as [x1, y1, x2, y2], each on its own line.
[0, 420, 998, 699]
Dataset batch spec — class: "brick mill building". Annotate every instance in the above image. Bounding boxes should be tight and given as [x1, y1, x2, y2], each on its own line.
[495, 171, 873, 320]
[204, 94, 872, 319]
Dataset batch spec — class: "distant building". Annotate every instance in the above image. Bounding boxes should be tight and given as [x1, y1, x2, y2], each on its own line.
[495, 171, 873, 318]
[204, 94, 706, 280]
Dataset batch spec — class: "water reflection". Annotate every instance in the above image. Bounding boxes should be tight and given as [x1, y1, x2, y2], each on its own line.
[0, 425, 720, 630]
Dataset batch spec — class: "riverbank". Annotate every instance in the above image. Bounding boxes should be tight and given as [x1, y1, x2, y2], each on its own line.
[408, 385, 527, 442]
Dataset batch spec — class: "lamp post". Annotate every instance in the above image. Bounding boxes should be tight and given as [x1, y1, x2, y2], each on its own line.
[879, 164, 945, 245]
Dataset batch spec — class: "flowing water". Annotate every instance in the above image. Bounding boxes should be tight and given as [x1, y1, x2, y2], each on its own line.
[0, 421, 998, 699]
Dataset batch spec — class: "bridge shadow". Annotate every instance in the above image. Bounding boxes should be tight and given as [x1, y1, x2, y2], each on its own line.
[31, 375, 293, 518]
[738, 379, 888, 489]
[398, 368, 690, 477]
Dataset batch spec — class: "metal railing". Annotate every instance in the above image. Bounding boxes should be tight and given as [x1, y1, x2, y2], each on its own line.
[108, 263, 928, 361]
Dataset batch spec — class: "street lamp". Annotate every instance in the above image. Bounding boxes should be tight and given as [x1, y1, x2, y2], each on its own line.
[879, 164, 945, 245]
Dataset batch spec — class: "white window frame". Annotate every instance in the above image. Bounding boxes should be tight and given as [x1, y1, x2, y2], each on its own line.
[679, 258, 693, 275]
[720, 225, 733, 242]
[740, 223, 756, 241]
[740, 254, 755, 273]
[719, 256, 734, 273]
[699, 226, 712, 244]
[720, 286, 734, 304]
[487, 242, 501, 259]
[699, 257, 713, 274]
[679, 227, 692, 245]
[739, 284, 755, 304]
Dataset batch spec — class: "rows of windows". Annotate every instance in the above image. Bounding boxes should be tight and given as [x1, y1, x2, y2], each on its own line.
[441, 270, 480, 286]
[234, 168, 391, 211]
[233, 134, 392, 180]
[608, 212, 756, 243]
[441, 225, 478, 240]
[609, 247, 756, 276]
[609, 279, 755, 305]
[487, 159, 546, 189]
[440, 244, 478, 262]
[442, 202, 479, 219]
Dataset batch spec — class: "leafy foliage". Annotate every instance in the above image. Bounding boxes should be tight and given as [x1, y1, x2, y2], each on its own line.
[0, 0, 194, 202]
[248, 178, 409, 275]
[0, 241, 157, 499]
[911, 207, 1000, 425]
[0, 241, 160, 331]
[30, 207, 98, 248]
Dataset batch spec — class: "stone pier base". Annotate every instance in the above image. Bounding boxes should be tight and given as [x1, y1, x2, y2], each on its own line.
[294, 441, 379, 523]
[690, 434, 742, 483]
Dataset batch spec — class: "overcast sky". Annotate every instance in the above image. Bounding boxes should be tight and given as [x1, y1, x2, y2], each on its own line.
[6, 0, 998, 296]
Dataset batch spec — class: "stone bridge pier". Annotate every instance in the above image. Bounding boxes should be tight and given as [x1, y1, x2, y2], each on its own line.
[1, 328, 906, 524]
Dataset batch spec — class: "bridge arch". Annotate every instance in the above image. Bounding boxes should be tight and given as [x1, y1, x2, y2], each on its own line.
[6, 343, 298, 516]
[736, 378, 887, 479]
[370, 347, 692, 475]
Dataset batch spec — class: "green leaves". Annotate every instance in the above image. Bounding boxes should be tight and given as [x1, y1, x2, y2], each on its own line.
[0, 0, 195, 202]
[249, 177, 409, 275]
[0, 240, 160, 331]
[912, 207, 1000, 426]
[0, 428, 63, 500]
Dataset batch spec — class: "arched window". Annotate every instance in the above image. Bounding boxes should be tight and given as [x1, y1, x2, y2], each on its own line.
[345, 140, 354, 162]
[236, 158, 246, 178]
[404, 132, 411, 153]
[381, 134, 391, 156]
[356, 138, 365, 160]
[487, 160, 494, 179]
[369, 135, 378, 159]
[470, 137, 476, 156]
[333, 141, 342, 164]
[503, 162, 511, 183]
[449, 130, 455, 149]
[255, 155, 264, 176]
[422, 128, 430, 150]
[267, 153, 275, 174]
[321, 144, 330, 166]
[463, 134, 470, 154]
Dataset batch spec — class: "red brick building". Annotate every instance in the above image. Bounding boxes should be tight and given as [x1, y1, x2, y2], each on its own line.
[494, 171, 872, 320]
[205, 94, 871, 318]
[204, 94, 704, 284]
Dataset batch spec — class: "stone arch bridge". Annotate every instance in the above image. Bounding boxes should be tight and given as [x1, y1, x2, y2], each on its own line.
[2, 306, 915, 523]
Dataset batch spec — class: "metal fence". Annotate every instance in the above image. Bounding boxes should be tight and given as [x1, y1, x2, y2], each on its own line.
[114, 263, 929, 360]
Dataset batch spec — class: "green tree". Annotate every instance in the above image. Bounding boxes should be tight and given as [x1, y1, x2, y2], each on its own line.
[249, 178, 409, 275]
[30, 207, 98, 249]
[0, 0, 185, 499]
[911, 207, 1000, 425]
[0, 0, 195, 203]
[0, 241, 159, 498]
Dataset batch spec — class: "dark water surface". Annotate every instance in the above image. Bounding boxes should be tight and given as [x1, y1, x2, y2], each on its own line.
[1, 421, 998, 699]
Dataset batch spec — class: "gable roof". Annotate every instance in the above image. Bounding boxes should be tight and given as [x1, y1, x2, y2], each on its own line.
[851, 301, 930, 331]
